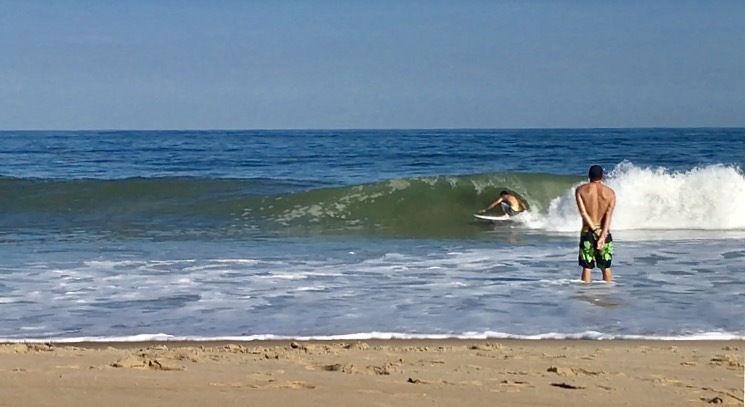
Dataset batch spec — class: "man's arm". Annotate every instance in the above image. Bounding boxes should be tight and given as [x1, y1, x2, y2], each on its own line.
[575, 188, 595, 230]
[597, 189, 616, 247]
[517, 196, 529, 211]
[479, 197, 504, 213]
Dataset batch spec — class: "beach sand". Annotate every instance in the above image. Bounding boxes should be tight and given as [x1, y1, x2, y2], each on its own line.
[0, 340, 742, 406]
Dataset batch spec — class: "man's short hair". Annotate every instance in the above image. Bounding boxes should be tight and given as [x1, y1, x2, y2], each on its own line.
[500, 190, 509, 196]
[588, 165, 603, 181]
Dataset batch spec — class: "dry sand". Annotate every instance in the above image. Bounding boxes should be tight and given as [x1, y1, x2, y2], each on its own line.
[0, 339, 742, 406]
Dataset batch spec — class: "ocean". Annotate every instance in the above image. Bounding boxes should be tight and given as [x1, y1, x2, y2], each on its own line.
[0, 128, 743, 342]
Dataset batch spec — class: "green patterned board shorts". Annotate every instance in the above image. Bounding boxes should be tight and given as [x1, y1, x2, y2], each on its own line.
[578, 230, 613, 269]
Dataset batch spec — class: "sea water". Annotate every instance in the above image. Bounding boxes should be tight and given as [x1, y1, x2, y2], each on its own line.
[0, 129, 743, 342]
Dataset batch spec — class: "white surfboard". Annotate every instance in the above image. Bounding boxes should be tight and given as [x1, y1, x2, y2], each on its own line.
[473, 213, 511, 222]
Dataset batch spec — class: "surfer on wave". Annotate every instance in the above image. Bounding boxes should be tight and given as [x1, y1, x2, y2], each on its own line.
[478, 190, 528, 217]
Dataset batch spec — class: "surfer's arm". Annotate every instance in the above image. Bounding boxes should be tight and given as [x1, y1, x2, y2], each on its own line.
[480, 197, 504, 213]
[518, 197, 529, 211]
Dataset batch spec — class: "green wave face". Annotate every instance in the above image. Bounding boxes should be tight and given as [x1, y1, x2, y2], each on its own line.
[246, 173, 581, 238]
[1, 173, 581, 239]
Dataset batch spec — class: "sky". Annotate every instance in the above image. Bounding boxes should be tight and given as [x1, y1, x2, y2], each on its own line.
[1, 1, 744, 130]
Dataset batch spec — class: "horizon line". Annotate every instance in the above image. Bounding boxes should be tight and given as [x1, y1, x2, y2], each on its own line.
[1, 126, 744, 132]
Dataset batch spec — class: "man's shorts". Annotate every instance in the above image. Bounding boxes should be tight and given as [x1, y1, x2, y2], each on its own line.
[500, 202, 519, 217]
[578, 230, 613, 269]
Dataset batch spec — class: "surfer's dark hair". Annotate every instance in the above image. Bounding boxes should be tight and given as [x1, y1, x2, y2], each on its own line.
[500, 190, 509, 196]
[588, 165, 603, 181]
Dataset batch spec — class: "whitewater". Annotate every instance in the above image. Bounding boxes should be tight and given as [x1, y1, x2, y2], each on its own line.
[521, 162, 745, 233]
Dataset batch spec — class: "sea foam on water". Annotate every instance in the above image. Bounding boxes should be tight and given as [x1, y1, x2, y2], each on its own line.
[524, 162, 745, 233]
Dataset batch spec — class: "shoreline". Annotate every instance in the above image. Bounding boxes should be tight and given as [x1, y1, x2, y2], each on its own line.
[1, 329, 742, 345]
[2, 338, 742, 406]
[2, 337, 745, 347]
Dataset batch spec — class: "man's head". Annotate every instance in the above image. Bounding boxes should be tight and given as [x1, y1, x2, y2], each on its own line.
[588, 165, 603, 181]
[500, 190, 509, 197]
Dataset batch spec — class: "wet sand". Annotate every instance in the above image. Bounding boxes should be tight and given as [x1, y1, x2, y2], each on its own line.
[1, 339, 743, 406]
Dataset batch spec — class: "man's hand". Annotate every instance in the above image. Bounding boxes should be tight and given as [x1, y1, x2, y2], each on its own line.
[596, 235, 606, 250]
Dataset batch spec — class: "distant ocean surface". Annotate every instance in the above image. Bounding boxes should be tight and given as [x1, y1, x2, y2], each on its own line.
[1, 129, 744, 342]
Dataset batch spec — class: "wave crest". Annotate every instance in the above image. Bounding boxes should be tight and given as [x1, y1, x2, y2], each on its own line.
[523, 162, 745, 232]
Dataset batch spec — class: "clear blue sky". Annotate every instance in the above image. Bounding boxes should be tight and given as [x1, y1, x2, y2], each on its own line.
[1, 1, 744, 130]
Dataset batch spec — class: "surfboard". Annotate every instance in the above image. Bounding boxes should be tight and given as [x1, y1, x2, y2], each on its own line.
[473, 213, 511, 222]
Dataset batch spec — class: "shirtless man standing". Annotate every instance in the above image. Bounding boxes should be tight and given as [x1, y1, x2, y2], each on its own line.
[575, 165, 616, 283]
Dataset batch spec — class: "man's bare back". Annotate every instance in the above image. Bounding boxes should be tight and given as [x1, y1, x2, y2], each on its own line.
[575, 182, 615, 236]
[575, 165, 616, 282]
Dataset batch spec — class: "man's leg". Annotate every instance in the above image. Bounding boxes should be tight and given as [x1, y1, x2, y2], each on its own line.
[578, 233, 595, 283]
[598, 234, 613, 282]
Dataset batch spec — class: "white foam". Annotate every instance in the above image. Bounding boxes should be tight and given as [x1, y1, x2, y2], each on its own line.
[3, 330, 743, 343]
[2, 240, 741, 346]
[523, 163, 745, 233]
